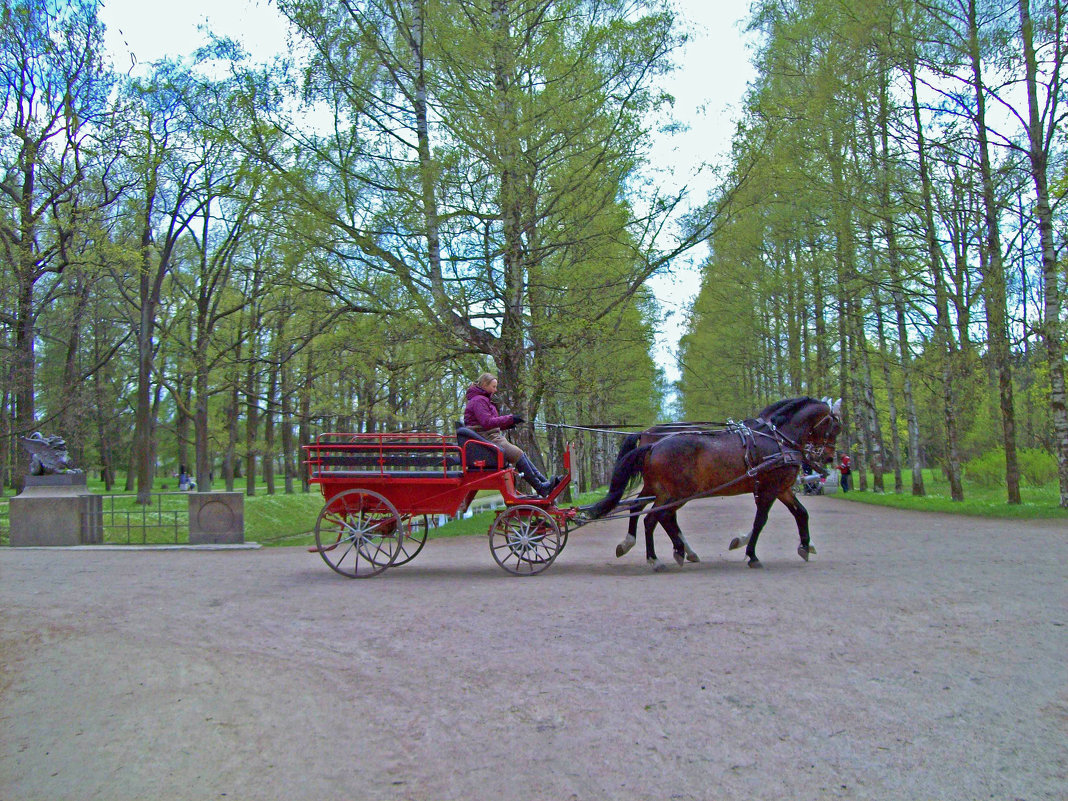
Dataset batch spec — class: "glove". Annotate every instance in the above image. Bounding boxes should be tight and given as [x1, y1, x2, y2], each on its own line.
[512, 415, 525, 424]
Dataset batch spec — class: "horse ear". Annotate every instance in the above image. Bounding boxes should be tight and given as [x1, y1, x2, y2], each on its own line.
[832, 398, 842, 414]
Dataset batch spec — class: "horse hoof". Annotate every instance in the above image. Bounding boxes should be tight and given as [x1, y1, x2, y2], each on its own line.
[674, 552, 685, 567]
[686, 552, 700, 563]
[747, 558, 763, 569]
[616, 536, 635, 558]
[651, 560, 668, 573]
[729, 536, 748, 551]
[808, 545, 817, 555]
[797, 545, 809, 562]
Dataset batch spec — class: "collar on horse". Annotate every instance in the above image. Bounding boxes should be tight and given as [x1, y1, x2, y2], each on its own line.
[727, 418, 806, 479]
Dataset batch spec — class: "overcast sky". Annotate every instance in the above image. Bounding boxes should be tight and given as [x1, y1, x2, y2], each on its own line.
[98, 0, 757, 386]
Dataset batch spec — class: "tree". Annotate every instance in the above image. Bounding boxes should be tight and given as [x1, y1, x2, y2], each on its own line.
[1018, 0, 1068, 507]
[232, 0, 693, 458]
[0, 0, 109, 482]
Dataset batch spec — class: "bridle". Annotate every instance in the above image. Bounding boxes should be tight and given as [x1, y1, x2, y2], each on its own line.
[801, 406, 841, 471]
[754, 402, 841, 476]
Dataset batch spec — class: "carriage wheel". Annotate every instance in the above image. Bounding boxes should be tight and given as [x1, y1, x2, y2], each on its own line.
[391, 514, 430, 567]
[314, 489, 405, 578]
[488, 505, 566, 576]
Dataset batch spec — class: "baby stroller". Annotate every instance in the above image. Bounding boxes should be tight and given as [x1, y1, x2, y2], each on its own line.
[798, 469, 825, 495]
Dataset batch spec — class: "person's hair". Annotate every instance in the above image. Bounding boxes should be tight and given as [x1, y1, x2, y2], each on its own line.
[476, 372, 497, 389]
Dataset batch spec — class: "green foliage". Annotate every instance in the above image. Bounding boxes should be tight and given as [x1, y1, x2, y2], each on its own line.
[964, 448, 1060, 489]
[1018, 449, 1058, 487]
[964, 449, 1006, 489]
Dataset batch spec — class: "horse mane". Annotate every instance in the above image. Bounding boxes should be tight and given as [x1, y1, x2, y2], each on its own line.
[756, 396, 821, 427]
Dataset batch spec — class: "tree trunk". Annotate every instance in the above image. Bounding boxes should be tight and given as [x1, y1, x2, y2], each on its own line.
[279, 323, 296, 494]
[176, 376, 192, 483]
[59, 269, 92, 465]
[224, 370, 240, 493]
[298, 341, 315, 493]
[873, 285, 903, 492]
[1019, 0, 1068, 507]
[245, 357, 259, 497]
[910, 61, 963, 500]
[968, 0, 1021, 503]
[264, 352, 278, 496]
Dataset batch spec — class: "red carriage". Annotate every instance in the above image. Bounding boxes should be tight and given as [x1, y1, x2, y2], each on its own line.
[304, 428, 576, 577]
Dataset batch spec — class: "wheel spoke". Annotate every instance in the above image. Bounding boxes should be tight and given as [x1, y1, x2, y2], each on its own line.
[393, 515, 429, 566]
[489, 505, 564, 575]
[315, 490, 403, 578]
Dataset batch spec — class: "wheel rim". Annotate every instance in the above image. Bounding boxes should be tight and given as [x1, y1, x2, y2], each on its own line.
[391, 514, 429, 567]
[314, 489, 404, 578]
[489, 505, 564, 575]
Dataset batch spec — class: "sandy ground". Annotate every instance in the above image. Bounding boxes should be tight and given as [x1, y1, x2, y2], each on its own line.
[1, 494, 1066, 801]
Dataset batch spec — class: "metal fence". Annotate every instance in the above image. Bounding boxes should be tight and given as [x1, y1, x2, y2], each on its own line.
[100, 493, 189, 545]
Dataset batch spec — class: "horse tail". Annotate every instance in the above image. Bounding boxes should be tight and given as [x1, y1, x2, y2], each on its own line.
[582, 443, 653, 519]
[616, 432, 641, 462]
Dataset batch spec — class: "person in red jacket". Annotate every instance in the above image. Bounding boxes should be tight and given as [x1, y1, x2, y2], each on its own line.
[463, 373, 561, 497]
[838, 453, 852, 492]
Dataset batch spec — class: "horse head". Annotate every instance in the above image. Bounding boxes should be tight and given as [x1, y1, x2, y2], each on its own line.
[761, 396, 842, 468]
[805, 397, 842, 466]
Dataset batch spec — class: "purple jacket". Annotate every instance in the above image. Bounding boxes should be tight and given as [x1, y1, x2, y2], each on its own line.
[464, 384, 515, 431]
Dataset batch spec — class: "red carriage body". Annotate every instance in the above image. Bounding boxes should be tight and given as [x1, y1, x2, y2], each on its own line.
[304, 431, 575, 577]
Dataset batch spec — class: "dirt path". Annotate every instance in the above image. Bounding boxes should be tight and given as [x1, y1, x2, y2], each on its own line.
[1, 495, 1065, 800]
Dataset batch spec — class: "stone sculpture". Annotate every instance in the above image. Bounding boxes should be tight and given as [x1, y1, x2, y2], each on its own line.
[21, 432, 82, 476]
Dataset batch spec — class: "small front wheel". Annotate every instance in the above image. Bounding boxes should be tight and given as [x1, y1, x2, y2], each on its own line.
[314, 489, 405, 578]
[489, 505, 565, 576]
[391, 514, 430, 567]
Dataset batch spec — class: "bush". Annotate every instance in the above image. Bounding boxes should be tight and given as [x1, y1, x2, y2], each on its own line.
[1018, 448, 1058, 487]
[964, 447, 1057, 488]
[964, 449, 1005, 488]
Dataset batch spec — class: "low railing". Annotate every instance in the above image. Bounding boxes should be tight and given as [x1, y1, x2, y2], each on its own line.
[100, 493, 190, 545]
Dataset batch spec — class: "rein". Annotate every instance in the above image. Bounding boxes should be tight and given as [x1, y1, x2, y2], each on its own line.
[542, 421, 732, 437]
[576, 404, 841, 527]
[580, 447, 802, 527]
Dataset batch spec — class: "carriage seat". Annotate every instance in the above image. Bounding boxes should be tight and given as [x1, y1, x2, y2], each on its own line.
[455, 422, 505, 471]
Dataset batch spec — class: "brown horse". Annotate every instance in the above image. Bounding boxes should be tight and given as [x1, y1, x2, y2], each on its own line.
[608, 422, 712, 569]
[585, 397, 842, 569]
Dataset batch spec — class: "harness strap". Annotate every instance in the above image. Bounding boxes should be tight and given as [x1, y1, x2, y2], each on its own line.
[581, 448, 803, 527]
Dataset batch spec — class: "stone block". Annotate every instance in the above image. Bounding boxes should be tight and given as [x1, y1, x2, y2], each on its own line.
[9, 473, 102, 546]
[188, 492, 244, 545]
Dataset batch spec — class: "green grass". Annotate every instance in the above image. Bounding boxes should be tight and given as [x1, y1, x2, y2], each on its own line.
[832, 468, 1068, 519]
[6, 466, 1057, 548]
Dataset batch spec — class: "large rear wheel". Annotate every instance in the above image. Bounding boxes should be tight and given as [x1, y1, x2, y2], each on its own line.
[314, 489, 404, 578]
[489, 505, 565, 576]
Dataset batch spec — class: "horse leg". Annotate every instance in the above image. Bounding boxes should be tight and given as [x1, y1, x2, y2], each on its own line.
[661, 509, 699, 566]
[777, 490, 816, 561]
[739, 493, 776, 568]
[644, 511, 670, 572]
[615, 499, 649, 558]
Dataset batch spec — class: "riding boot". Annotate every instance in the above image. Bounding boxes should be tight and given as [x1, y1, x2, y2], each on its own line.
[516, 455, 559, 497]
[530, 460, 564, 497]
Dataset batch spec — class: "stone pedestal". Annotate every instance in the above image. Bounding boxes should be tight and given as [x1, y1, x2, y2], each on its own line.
[188, 492, 244, 545]
[9, 473, 102, 546]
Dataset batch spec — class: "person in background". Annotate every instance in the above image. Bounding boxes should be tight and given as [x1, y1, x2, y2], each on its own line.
[838, 453, 852, 492]
[463, 372, 561, 497]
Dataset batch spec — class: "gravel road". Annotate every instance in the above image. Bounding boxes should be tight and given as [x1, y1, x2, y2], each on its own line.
[1, 495, 1065, 801]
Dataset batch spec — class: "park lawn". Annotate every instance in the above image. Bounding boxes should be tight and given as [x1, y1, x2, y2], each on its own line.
[7, 467, 1058, 547]
[832, 468, 1068, 520]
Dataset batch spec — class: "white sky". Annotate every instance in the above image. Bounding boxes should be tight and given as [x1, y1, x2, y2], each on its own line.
[97, 0, 757, 387]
